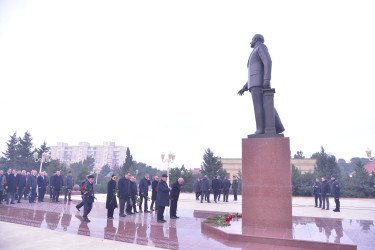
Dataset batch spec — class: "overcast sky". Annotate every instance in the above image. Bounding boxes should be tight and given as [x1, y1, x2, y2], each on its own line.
[1, 0, 374, 170]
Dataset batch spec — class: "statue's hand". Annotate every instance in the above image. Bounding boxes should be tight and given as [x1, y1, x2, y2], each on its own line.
[263, 80, 271, 89]
[237, 89, 245, 96]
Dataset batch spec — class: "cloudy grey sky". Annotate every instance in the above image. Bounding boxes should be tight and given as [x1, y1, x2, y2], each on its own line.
[1, 0, 374, 170]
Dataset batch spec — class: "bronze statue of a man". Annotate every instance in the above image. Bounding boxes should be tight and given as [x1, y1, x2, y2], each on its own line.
[238, 34, 284, 136]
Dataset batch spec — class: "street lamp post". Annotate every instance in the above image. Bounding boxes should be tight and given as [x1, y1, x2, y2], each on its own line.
[365, 148, 374, 161]
[33, 151, 51, 173]
[161, 152, 175, 182]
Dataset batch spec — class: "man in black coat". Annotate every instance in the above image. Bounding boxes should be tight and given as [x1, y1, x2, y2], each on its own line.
[218, 177, 223, 201]
[17, 170, 27, 203]
[117, 172, 131, 217]
[37, 172, 47, 202]
[232, 176, 239, 201]
[156, 174, 171, 223]
[139, 174, 151, 213]
[14, 170, 21, 200]
[150, 176, 159, 211]
[312, 178, 322, 208]
[130, 177, 138, 213]
[170, 178, 184, 219]
[320, 177, 330, 210]
[200, 176, 210, 203]
[193, 178, 201, 200]
[331, 175, 340, 212]
[6, 170, 17, 204]
[82, 175, 95, 222]
[52, 171, 64, 202]
[65, 171, 74, 201]
[222, 176, 231, 202]
[27, 170, 37, 203]
[211, 176, 221, 203]
[49, 172, 56, 200]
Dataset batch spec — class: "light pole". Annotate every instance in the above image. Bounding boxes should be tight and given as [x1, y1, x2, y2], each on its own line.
[365, 148, 374, 161]
[33, 151, 51, 173]
[161, 152, 175, 183]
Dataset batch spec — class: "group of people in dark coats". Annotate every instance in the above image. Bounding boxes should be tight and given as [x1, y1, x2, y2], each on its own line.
[312, 175, 340, 212]
[194, 175, 239, 203]
[106, 172, 184, 223]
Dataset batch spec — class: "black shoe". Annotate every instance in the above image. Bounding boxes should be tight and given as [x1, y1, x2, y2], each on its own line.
[17, 201, 21, 203]
[144, 210, 150, 213]
[83, 217, 91, 222]
[76, 206, 80, 212]
[119, 214, 126, 217]
[108, 217, 114, 219]
[68, 199, 72, 201]
[201, 201, 203, 203]
[10, 202, 15, 204]
[208, 201, 211, 203]
[157, 219, 166, 223]
[321, 208, 325, 210]
[126, 212, 133, 215]
[334, 210, 340, 212]
[170, 216, 177, 219]
[135, 211, 139, 213]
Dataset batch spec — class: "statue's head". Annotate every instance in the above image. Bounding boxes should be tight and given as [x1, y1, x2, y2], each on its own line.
[250, 34, 264, 48]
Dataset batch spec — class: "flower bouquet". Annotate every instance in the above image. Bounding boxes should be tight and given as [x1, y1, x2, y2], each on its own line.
[26, 190, 32, 198]
[129, 197, 134, 206]
[136, 197, 141, 206]
[113, 186, 119, 196]
[205, 213, 242, 227]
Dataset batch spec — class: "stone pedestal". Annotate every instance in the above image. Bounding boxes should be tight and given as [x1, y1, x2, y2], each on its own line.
[242, 137, 292, 228]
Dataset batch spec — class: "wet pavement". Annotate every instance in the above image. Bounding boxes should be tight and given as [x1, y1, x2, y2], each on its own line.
[0, 200, 374, 250]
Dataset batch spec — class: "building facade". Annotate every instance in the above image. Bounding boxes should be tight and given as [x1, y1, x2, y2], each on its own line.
[221, 158, 316, 180]
[50, 141, 127, 170]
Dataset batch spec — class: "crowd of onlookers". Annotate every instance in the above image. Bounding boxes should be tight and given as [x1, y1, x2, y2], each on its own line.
[0, 168, 75, 205]
[193, 175, 239, 203]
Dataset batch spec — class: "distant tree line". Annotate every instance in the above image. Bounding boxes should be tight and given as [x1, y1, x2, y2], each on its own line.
[292, 147, 375, 198]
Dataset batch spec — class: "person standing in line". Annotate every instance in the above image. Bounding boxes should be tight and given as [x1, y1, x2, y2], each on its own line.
[156, 174, 171, 223]
[106, 174, 118, 219]
[218, 177, 223, 201]
[6, 170, 17, 204]
[139, 174, 151, 213]
[193, 178, 201, 200]
[150, 176, 159, 211]
[170, 178, 184, 219]
[27, 170, 37, 203]
[222, 176, 231, 202]
[14, 170, 20, 200]
[130, 176, 138, 213]
[44, 172, 49, 197]
[76, 179, 87, 212]
[50, 172, 56, 200]
[232, 176, 239, 201]
[200, 176, 210, 203]
[211, 176, 221, 203]
[312, 178, 322, 208]
[0, 170, 7, 204]
[52, 171, 64, 202]
[82, 175, 95, 222]
[331, 175, 340, 212]
[65, 171, 74, 202]
[320, 177, 330, 210]
[37, 172, 46, 202]
[118, 172, 131, 217]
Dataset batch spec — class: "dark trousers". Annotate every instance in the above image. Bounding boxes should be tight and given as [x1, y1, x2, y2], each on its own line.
[223, 190, 229, 202]
[83, 202, 93, 218]
[170, 199, 178, 217]
[139, 194, 148, 211]
[65, 188, 72, 201]
[50, 187, 53, 199]
[213, 189, 219, 201]
[7, 192, 15, 204]
[150, 199, 156, 209]
[201, 191, 209, 202]
[195, 192, 201, 200]
[77, 200, 84, 209]
[29, 188, 36, 203]
[131, 196, 137, 213]
[314, 194, 322, 207]
[334, 197, 340, 211]
[38, 189, 45, 201]
[157, 206, 165, 220]
[18, 189, 24, 202]
[322, 195, 329, 209]
[126, 197, 133, 213]
[233, 189, 238, 200]
[107, 208, 114, 218]
[53, 188, 60, 201]
[217, 190, 221, 201]
[119, 198, 126, 215]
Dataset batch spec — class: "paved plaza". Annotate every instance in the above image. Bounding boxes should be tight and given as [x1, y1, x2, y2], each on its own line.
[0, 194, 374, 250]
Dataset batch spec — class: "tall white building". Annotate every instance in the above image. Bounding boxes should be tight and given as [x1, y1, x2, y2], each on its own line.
[50, 141, 127, 170]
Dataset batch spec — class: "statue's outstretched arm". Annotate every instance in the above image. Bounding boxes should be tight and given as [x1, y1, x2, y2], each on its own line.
[238, 82, 248, 96]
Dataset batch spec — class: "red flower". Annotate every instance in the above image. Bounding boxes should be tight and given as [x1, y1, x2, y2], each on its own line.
[155, 187, 158, 191]
[80, 184, 86, 190]
[16, 186, 19, 189]
[116, 186, 118, 189]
